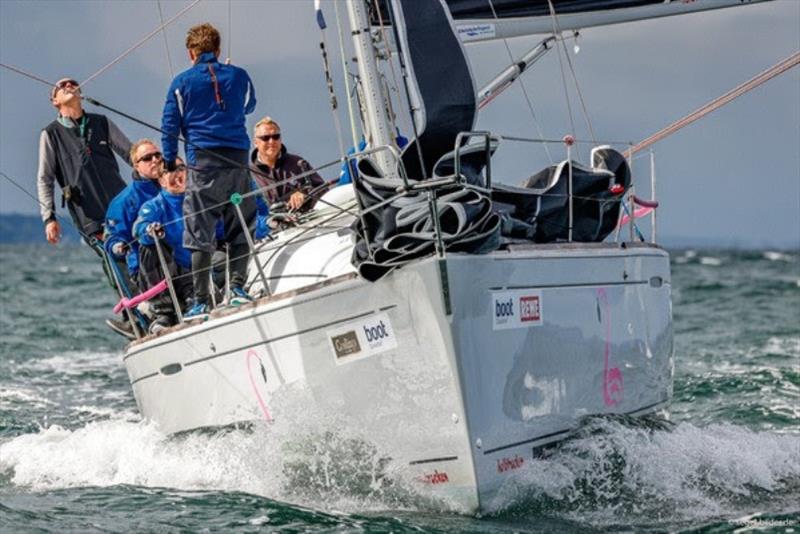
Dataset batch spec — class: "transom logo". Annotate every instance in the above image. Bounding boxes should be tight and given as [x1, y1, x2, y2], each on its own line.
[492, 290, 543, 330]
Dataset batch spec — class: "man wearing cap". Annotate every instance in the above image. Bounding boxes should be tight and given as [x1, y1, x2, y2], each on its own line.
[37, 77, 132, 245]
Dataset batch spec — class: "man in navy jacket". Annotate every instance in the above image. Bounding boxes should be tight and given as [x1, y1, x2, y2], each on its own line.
[161, 22, 257, 319]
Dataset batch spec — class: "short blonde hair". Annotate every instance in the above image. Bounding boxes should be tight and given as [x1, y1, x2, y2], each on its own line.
[130, 139, 157, 164]
[254, 116, 281, 134]
[186, 23, 220, 55]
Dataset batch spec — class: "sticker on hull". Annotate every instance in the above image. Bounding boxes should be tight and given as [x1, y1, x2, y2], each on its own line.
[491, 289, 544, 330]
[328, 312, 398, 364]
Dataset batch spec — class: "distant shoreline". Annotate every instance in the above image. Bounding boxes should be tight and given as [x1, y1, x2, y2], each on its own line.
[0, 213, 797, 250]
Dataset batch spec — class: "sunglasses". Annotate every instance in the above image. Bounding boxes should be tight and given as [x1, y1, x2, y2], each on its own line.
[137, 151, 163, 163]
[56, 79, 79, 89]
[175, 164, 187, 172]
[256, 133, 281, 142]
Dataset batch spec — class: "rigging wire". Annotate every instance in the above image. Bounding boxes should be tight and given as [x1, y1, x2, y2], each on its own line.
[333, 0, 361, 149]
[314, 1, 347, 157]
[226, 0, 232, 64]
[546, 0, 597, 146]
[486, 0, 553, 165]
[156, 0, 175, 78]
[81, 0, 201, 87]
[383, 1, 429, 179]
[372, 0, 412, 138]
[627, 51, 800, 156]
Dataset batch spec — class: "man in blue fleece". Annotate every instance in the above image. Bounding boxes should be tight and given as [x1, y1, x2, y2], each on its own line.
[161, 22, 257, 319]
[104, 139, 162, 284]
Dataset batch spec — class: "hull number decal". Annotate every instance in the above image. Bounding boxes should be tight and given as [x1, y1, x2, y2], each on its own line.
[328, 312, 398, 364]
[491, 290, 543, 330]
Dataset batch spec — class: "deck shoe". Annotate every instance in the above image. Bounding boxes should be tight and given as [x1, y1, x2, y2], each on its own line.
[229, 286, 254, 306]
[105, 318, 136, 340]
[148, 316, 172, 336]
[184, 301, 210, 321]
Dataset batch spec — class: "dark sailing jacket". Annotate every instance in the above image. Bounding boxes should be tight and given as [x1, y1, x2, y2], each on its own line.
[37, 113, 131, 236]
[249, 145, 326, 211]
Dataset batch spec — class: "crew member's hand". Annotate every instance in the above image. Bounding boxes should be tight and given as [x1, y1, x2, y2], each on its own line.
[111, 242, 128, 257]
[45, 220, 61, 245]
[288, 191, 306, 211]
[146, 223, 165, 238]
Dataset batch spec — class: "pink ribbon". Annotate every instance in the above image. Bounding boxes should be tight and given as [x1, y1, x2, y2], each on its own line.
[113, 280, 168, 314]
[618, 206, 654, 228]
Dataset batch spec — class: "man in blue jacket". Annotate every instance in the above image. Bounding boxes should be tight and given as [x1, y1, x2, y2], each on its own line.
[161, 22, 257, 319]
[104, 139, 163, 283]
[135, 159, 270, 334]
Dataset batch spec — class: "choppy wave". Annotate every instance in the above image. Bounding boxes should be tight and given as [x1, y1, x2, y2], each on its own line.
[1, 415, 799, 528]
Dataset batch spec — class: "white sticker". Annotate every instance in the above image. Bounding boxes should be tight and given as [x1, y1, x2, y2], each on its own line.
[491, 290, 543, 330]
[457, 23, 496, 42]
[328, 312, 398, 364]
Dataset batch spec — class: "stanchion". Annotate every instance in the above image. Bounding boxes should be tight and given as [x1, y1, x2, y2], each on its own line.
[231, 193, 271, 296]
[153, 233, 183, 323]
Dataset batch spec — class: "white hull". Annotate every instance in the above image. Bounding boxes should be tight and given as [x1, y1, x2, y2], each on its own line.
[123, 242, 672, 513]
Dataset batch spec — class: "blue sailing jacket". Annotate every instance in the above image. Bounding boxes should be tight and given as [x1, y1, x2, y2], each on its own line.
[134, 191, 195, 269]
[104, 175, 160, 275]
[161, 51, 257, 165]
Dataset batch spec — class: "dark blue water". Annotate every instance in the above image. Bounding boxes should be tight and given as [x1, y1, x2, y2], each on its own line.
[1, 244, 798, 532]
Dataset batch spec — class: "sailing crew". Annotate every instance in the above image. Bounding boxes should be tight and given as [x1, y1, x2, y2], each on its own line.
[36, 77, 132, 245]
[134, 158, 271, 335]
[133, 158, 193, 335]
[161, 22, 258, 320]
[250, 116, 326, 212]
[104, 139, 163, 288]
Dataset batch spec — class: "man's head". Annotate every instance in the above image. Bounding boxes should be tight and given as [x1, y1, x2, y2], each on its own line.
[131, 140, 163, 180]
[254, 116, 282, 163]
[50, 78, 81, 109]
[159, 157, 186, 194]
[186, 23, 220, 62]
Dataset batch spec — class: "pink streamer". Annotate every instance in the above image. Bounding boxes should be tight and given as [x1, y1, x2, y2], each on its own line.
[618, 206, 654, 228]
[113, 280, 168, 314]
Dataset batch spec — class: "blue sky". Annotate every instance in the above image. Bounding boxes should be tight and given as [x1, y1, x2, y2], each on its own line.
[1, 0, 798, 247]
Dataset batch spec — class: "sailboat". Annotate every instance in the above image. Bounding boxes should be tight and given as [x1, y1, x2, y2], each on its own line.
[121, 0, 768, 513]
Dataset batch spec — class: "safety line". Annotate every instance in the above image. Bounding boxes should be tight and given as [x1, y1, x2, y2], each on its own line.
[81, 0, 201, 87]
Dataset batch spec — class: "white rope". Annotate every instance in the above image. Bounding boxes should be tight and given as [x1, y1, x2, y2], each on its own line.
[81, 0, 201, 87]
[156, 0, 175, 78]
[487, 0, 553, 165]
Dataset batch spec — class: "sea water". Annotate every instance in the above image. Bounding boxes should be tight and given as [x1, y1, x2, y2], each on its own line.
[1, 244, 798, 532]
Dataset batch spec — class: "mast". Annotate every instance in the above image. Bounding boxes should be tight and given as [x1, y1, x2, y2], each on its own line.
[346, 0, 397, 179]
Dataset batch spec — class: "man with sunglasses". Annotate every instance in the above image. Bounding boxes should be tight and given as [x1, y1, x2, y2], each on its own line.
[37, 77, 132, 245]
[161, 23, 258, 319]
[250, 116, 326, 212]
[104, 140, 164, 286]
